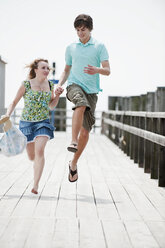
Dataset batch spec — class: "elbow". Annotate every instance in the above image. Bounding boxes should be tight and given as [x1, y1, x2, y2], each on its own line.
[48, 103, 53, 111]
[49, 106, 55, 111]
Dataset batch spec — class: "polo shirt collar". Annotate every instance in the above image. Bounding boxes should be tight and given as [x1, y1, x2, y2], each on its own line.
[77, 37, 94, 46]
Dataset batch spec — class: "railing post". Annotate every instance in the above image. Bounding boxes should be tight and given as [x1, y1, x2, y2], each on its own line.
[144, 117, 152, 173]
[158, 118, 165, 186]
[138, 116, 145, 167]
[140, 94, 146, 111]
[108, 113, 112, 139]
[126, 115, 130, 157]
[155, 87, 165, 112]
[129, 115, 134, 159]
[133, 116, 139, 163]
[150, 118, 159, 179]
[123, 113, 127, 154]
[101, 112, 105, 135]
[114, 114, 119, 145]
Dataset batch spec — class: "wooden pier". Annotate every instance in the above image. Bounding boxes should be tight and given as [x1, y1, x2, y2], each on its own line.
[0, 133, 165, 248]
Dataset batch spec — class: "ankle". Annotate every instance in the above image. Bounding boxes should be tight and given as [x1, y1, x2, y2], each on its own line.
[70, 160, 77, 169]
[33, 184, 38, 191]
[71, 140, 78, 145]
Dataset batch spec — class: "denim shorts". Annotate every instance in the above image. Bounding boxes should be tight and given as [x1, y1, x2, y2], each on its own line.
[19, 119, 54, 143]
[66, 84, 98, 131]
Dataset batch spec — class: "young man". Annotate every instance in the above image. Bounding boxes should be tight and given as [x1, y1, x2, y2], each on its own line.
[56, 14, 110, 182]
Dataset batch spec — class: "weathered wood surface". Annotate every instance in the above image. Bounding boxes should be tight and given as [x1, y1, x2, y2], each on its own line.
[0, 133, 165, 248]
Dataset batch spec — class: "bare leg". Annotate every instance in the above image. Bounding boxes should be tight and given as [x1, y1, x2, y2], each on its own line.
[26, 142, 35, 161]
[69, 127, 89, 182]
[32, 136, 49, 192]
[71, 106, 86, 144]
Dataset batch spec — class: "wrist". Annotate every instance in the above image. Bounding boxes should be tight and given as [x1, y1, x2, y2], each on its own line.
[96, 67, 101, 74]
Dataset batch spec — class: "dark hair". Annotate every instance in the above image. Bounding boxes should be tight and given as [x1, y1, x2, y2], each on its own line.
[26, 59, 49, 79]
[74, 14, 93, 31]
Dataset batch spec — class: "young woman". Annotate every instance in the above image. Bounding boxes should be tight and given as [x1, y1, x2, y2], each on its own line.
[4, 58, 63, 194]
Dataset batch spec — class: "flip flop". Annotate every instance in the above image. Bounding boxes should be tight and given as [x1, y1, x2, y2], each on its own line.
[67, 143, 78, 153]
[68, 162, 78, 182]
[0, 116, 9, 125]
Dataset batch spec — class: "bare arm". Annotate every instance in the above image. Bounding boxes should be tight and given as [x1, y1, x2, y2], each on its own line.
[6, 84, 25, 116]
[49, 88, 64, 110]
[84, 60, 110, 76]
[55, 64, 71, 95]
[58, 65, 71, 87]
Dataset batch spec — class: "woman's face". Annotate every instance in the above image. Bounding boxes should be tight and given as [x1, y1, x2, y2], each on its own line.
[35, 61, 50, 78]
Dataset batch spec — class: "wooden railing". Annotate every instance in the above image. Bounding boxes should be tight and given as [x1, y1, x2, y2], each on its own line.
[101, 110, 165, 187]
[10, 108, 102, 133]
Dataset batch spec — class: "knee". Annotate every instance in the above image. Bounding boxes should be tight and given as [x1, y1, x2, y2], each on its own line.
[35, 148, 45, 158]
[28, 154, 35, 161]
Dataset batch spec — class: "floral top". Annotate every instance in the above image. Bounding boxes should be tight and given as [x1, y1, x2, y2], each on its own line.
[21, 81, 54, 122]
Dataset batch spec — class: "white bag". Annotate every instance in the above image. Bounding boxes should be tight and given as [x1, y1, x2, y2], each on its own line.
[0, 124, 27, 157]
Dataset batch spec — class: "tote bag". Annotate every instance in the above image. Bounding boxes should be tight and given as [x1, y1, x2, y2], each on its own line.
[0, 124, 27, 157]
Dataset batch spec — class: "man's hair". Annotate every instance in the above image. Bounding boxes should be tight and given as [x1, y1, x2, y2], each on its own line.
[74, 14, 93, 31]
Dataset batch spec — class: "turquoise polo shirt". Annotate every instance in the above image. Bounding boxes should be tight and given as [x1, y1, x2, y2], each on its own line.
[65, 37, 109, 94]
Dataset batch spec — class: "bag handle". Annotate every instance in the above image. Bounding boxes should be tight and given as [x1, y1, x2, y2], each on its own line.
[3, 119, 12, 132]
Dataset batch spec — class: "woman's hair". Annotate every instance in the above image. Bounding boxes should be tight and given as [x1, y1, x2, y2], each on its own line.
[26, 59, 49, 79]
[74, 14, 93, 31]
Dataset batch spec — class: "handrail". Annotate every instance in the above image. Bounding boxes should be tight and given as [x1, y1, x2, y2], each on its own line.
[101, 110, 165, 187]
[103, 118, 165, 146]
[106, 110, 165, 118]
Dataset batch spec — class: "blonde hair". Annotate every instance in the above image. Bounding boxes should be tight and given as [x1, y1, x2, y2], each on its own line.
[26, 59, 49, 79]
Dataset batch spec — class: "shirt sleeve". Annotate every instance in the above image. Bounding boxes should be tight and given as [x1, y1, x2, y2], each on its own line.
[99, 44, 109, 62]
[22, 81, 30, 92]
[65, 46, 72, 66]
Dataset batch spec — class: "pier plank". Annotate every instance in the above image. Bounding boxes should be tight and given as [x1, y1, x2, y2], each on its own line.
[0, 133, 164, 247]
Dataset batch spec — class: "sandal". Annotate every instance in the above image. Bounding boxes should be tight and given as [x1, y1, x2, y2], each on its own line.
[67, 143, 78, 153]
[68, 162, 78, 182]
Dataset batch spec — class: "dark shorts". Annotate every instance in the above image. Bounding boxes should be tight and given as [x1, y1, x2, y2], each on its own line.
[66, 84, 98, 131]
[19, 119, 54, 143]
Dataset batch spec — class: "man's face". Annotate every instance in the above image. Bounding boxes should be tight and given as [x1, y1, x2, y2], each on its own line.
[76, 26, 91, 43]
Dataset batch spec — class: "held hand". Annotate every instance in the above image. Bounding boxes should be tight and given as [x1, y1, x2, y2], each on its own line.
[84, 65, 99, 75]
[55, 86, 64, 96]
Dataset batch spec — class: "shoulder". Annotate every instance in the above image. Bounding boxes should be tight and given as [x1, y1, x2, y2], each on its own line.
[93, 38, 109, 58]
[66, 41, 79, 50]
[21, 80, 30, 90]
[92, 38, 106, 49]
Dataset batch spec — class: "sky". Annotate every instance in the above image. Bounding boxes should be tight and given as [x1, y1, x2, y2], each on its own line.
[0, 0, 165, 111]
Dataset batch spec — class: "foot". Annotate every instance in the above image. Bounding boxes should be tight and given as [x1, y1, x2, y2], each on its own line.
[31, 185, 38, 194]
[67, 143, 78, 153]
[31, 188, 38, 194]
[68, 161, 78, 182]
